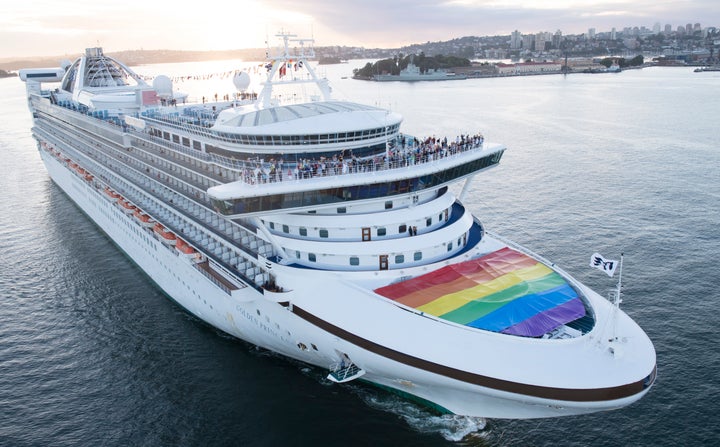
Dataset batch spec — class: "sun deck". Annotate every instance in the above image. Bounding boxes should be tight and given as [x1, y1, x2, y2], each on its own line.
[374, 247, 587, 337]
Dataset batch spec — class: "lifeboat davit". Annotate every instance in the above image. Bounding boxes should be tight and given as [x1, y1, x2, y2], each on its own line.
[153, 223, 176, 245]
[133, 209, 154, 227]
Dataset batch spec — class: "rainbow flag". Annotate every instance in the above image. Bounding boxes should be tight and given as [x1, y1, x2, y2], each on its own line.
[375, 247, 585, 337]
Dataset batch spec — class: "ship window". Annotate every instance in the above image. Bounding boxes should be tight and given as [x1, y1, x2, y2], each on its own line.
[193, 140, 201, 150]
[349, 257, 359, 266]
[308, 253, 316, 262]
[296, 250, 301, 259]
[447, 242, 453, 251]
[377, 228, 386, 236]
[299, 227, 307, 236]
[163, 132, 170, 140]
[438, 214, 442, 222]
[337, 207, 346, 214]
[172, 135, 179, 143]
[182, 137, 190, 147]
[414, 251, 423, 261]
[268, 222, 275, 230]
[282, 225, 289, 233]
[399, 224, 407, 233]
[426, 217, 432, 227]
[385, 201, 393, 209]
[319, 229, 329, 238]
[395, 255, 405, 264]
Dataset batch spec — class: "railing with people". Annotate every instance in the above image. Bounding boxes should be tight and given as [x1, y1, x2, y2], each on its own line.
[232, 134, 486, 186]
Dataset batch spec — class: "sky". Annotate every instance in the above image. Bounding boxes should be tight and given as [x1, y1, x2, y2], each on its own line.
[1, 0, 717, 59]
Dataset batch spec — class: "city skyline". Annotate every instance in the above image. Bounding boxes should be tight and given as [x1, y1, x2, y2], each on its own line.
[1, 0, 718, 59]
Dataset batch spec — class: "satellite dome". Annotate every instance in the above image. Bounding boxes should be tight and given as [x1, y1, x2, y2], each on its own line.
[153, 75, 173, 98]
[233, 72, 251, 91]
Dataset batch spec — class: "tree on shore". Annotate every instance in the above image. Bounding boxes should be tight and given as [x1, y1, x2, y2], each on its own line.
[353, 53, 470, 79]
[599, 55, 644, 68]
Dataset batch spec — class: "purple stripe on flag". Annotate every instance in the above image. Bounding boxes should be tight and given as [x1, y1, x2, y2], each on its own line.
[501, 298, 586, 337]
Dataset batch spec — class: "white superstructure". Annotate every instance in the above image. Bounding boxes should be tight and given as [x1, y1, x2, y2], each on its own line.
[20, 34, 656, 419]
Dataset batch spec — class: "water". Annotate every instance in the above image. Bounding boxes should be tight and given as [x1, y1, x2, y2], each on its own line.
[1, 61, 719, 446]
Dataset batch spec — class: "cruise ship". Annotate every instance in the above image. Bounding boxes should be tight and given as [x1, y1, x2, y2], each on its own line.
[20, 34, 655, 419]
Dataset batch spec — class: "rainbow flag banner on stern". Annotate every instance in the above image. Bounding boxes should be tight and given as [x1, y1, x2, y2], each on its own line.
[374, 247, 586, 337]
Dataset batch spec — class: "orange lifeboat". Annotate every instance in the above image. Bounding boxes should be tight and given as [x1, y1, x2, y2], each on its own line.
[153, 223, 177, 245]
[118, 199, 136, 214]
[103, 187, 121, 202]
[133, 209, 154, 227]
[175, 238, 197, 256]
[84, 173, 94, 182]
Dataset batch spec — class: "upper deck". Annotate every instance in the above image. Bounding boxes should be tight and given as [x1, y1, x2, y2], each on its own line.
[208, 136, 505, 216]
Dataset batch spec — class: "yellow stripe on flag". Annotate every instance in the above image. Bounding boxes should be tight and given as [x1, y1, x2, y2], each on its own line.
[417, 263, 553, 316]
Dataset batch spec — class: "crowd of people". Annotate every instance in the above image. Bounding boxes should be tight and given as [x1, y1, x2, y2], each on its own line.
[237, 132, 485, 185]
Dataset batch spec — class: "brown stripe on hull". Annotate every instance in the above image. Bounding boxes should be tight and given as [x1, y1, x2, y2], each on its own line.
[291, 305, 652, 402]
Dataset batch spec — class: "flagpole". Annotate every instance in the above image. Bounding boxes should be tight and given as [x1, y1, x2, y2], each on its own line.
[611, 253, 624, 343]
[615, 253, 624, 309]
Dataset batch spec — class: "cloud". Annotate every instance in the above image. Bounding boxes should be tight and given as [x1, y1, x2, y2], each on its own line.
[1, 0, 718, 58]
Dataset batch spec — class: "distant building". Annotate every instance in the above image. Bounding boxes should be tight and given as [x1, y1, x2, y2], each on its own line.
[510, 30, 522, 49]
[535, 32, 550, 52]
[664, 24, 672, 35]
[495, 61, 562, 75]
[588, 28, 596, 40]
[522, 34, 535, 51]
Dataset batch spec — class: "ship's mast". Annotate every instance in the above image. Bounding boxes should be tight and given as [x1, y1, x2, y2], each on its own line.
[256, 32, 331, 109]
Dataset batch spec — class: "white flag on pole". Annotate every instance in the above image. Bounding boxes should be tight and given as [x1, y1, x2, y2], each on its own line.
[590, 253, 618, 277]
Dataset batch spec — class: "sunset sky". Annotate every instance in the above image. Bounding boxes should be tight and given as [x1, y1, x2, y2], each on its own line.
[1, 0, 717, 59]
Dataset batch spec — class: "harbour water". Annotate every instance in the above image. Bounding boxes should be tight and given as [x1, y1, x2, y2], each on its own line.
[1, 60, 718, 446]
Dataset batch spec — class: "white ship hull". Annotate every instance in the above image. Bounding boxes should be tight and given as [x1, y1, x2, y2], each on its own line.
[37, 144, 654, 419]
[23, 39, 655, 420]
